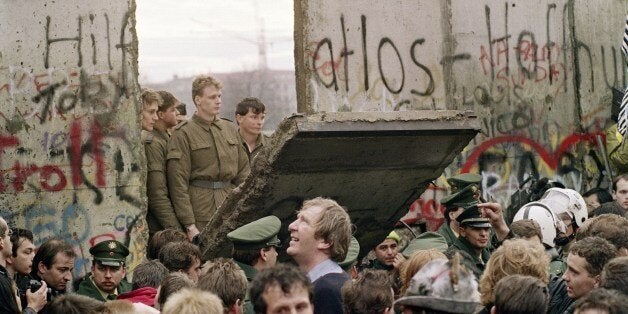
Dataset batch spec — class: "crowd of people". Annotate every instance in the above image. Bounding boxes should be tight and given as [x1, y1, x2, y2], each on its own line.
[1, 74, 627, 314]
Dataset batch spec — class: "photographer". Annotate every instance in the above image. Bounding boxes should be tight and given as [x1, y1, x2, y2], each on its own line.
[31, 239, 76, 300]
[1, 217, 47, 313]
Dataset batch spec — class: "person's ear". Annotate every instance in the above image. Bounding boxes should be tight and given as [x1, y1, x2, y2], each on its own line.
[490, 305, 497, 314]
[593, 275, 601, 288]
[38, 261, 46, 275]
[236, 114, 243, 125]
[317, 241, 331, 250]
[259, 248, 268, 262]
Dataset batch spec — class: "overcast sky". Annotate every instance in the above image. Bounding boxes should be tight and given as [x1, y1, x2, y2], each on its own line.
[136, 0, 294, 83]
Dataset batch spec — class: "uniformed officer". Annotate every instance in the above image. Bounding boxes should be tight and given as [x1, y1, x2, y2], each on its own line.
[438, 173, 483, 247]
[339, 236, 360, 279]
[167, 75, 251, 241]
[145, 90, 183, 236]
[235, 97, 271, 162]
[76, 240, 132, 302]
[228, 215, 281, 314]
[445, 199, 512, 280]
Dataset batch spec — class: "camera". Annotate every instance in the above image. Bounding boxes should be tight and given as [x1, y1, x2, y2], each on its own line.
[18, 278, 54, 305]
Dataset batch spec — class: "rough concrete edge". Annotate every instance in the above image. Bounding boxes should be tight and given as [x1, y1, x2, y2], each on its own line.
[294, 0, 310, 113]
[199, 115, 301, 259]
[305, 110, 480, 124]
[125, 0, 149, 261]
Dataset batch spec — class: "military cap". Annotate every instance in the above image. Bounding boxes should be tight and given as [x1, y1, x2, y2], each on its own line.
[339, 236, 360, 270]
[227, 216, 281, 250]
[402, 232, 448, 257]
[455, 203, 491, 228]
[447, 173, 482, 194]
[440, 184, 481, 208]
[89, 240, 129, 267]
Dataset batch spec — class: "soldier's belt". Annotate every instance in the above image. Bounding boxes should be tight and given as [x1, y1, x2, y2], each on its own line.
[190, 180, 230, 189]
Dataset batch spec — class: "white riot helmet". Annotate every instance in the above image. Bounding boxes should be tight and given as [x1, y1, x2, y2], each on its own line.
[513, 201, 568, 248]
[539, 188, 588, 228]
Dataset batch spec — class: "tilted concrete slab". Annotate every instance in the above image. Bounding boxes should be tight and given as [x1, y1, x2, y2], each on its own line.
[199, 110, 479, 259]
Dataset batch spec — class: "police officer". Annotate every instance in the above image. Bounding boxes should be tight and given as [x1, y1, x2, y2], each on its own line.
[167, 75, 250, 241]
[76, 240, 131, 302]
[446, 197, 511, 279]
[438, 174, 483, 246]
[228, 215, 281, 314]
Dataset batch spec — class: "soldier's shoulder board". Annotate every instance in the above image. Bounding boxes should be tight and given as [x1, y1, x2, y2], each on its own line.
[174, 120, 189, 130]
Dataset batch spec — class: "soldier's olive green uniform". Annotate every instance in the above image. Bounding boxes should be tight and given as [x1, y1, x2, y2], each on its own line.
[167, 115, 250, 227]
[402, 232, 448, 257]
[228, 216, 282, 314]
[447, 236, 491, 279]
[144, 129, 182, 235]
[436, 223, 458, 247]
[240, 132, 271, 162]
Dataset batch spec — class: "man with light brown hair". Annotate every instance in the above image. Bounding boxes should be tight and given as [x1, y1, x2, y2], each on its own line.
[510, 219, 543, 243]
[141, 89, 160, 133]
[167, 75, 250, 241]
[162, 288, 224, 314]
[341, 269, 393, 314]
[287, 197, 352, 314]
[198, 258, 247, 314]
[145, 90, 182, 237]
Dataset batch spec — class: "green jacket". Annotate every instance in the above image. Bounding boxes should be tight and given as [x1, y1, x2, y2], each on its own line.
[447, 236, 491, 279]
[145, 128, 182, 235]
[240, 132, 271, 162]
[167, 115, 250, 226]
[235, 261, 256, 314]
[436, 222, 458, 247]
[76, 274, 132, 302]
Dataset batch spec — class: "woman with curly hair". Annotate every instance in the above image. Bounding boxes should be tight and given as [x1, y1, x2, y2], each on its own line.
[478, 239, 550, 313]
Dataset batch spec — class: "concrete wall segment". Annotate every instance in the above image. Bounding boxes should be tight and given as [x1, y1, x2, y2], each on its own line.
[0, 0, 145, 279]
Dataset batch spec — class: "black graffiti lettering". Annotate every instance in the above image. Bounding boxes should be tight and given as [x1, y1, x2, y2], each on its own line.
[31, 81, 65, 124]
[45, 16, 82, 69]
[57, 91, 78, 114]
[600, 46, 619, 89]
[378, 37, 404, 94]
[313, 38, 338, 91]
[546, 3, 556, 84]
[410, 39, 435, 96]
[361, 15, 369, 91]
[340, 15, 354, 92]
[516, 31, 537, 79]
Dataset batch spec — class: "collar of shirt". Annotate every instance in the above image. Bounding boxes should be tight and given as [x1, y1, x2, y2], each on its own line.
[90, 275, 118, 300]
[192, 114, 222, 131]
[307, 259, 343, 283]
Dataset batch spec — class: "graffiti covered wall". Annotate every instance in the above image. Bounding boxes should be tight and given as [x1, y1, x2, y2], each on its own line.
[295, 0, 626, 227]
[0, 0, 145, 278]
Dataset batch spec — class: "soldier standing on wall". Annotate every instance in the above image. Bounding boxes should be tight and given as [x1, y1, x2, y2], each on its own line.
[167, 75, 250, 241]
